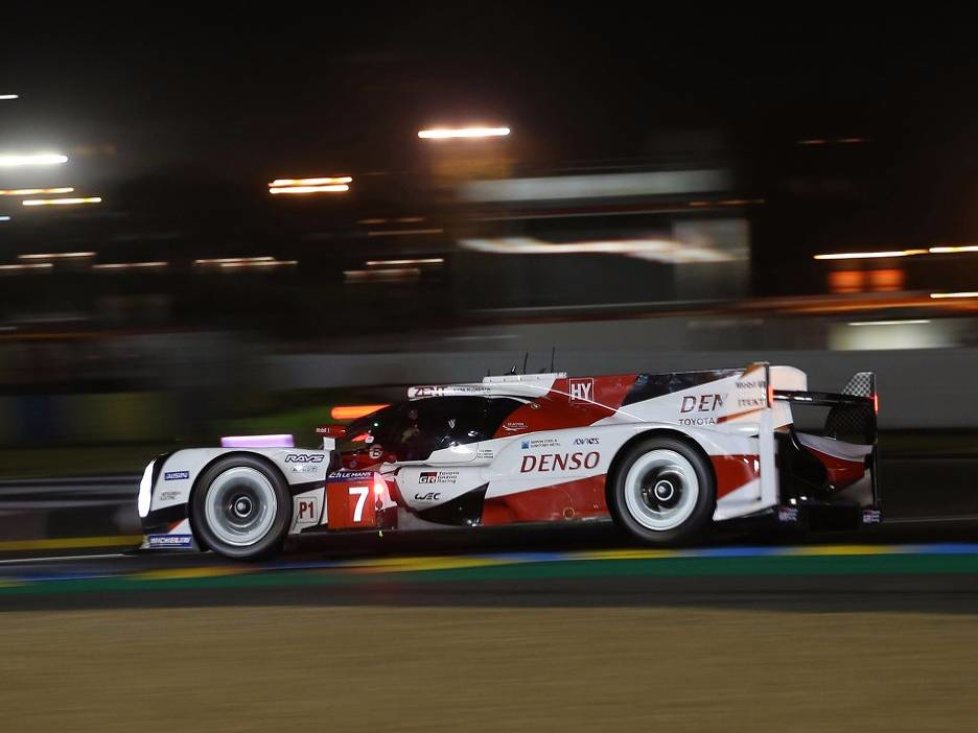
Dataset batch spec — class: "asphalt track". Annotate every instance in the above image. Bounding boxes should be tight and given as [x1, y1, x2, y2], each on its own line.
[2, 520, 978, 613]
[2, 455, 978, 613]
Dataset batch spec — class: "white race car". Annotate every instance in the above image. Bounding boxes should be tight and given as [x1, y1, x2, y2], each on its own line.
[138, 362, 880, 559]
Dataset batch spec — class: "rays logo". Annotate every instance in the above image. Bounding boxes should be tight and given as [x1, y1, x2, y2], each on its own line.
[285, 454, 325, 464]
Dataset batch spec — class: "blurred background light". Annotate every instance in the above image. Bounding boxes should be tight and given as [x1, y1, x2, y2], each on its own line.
[268, 176, 352, 194]
[22, 196, 101, 206]
[217, 259, 297, 269]
[268, 184, 349, 194]
[814, 249, 926, 260]
[930, 292, 978, 299]
[848, 320, 931, 326]
[929, 245, 978, 253]
[91, 262, 168, 271]
[0, 263, 53, 272]
[0, 153, 68, 167]
[194, 257, 274, 265]
[18, 252, 96, 260]
[366, 227, 443, 237]
[269, 177, 352, 186]
[0, 94, 19, 100]
[344, 268, 420, 283]
[0, 187, 75, 196]
[365, 258, 443, 267]
[418, 126, 510, 139]
[460, 169, 729, 202]
[460, 236, 735, 263]
[330, 404, 389, 421]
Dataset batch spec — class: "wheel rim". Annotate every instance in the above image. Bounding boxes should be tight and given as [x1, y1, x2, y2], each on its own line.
[203, 467, 278, 547]
[622, 450, 699, 531]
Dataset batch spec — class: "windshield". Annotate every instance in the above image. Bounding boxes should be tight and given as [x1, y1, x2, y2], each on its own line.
[342, 396, 521, 461]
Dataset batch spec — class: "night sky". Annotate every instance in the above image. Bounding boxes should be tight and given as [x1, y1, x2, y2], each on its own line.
[4, 5, 977, 183]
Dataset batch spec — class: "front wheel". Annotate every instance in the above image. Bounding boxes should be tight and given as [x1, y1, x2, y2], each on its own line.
[190, 455, 292, 560]
[609, 437, 715, 545]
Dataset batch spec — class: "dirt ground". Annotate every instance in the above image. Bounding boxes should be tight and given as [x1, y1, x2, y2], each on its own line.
[1, 606, 977, 732]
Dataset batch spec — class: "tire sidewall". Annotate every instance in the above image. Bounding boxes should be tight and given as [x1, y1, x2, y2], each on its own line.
[191, 455, 292, 560]
[610, 437, 715, 545]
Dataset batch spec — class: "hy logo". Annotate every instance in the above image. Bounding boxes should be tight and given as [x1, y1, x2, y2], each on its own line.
[568, 378, 594, 403]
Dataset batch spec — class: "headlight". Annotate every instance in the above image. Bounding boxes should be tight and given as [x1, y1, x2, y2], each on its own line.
[138, 460, 155, 518]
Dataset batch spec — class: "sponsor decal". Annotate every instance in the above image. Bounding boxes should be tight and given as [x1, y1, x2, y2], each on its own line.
[159, 490, 181, 502]
[679, 394, 725, 426]
[777, 507, 799, 523]
[568, 378, 594, 402]
[862, 508, 882, 524]
[290, 464, 320, 473]
[409, 384, 490, 398]
[679, 416, 718, 426]
[476, 448, 494, 460]
[521, 437, 559, 449]
[284, 454, 325, 464]
[329, 470, 374, 482]
[573, 437, 599, 446]
[680, 394, 725, 413]
[502, 421, 529, 433]
[736, 379, 765, 390]
[419, 471, 459, 484]
[414, 492, 442, 502]
[147, 534, 193, 548]
[367, 445, 384, 460]
[520, 451, 600, 473]
[164, 471, 190, 481]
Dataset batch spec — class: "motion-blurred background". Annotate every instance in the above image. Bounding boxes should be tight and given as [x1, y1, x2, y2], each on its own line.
[2, 6, 978, 479]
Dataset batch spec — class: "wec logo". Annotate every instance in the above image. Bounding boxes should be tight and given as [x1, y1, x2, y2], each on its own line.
[285, 454, 325, 464]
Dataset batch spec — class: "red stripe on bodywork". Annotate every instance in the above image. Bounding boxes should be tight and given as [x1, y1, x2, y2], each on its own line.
[481, 476, 608, 525]
[804, 447, 866, 490]
[493, 375, 638, 438]
[710, 454, 759, 499]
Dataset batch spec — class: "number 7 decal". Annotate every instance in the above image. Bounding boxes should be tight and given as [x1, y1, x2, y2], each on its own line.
[348, 486, 369, 522]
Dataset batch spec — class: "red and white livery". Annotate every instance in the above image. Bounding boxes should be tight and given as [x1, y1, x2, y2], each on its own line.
[138, 363, 880, 559]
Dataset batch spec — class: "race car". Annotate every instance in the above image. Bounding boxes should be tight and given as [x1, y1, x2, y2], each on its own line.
[137, 362, 880, 559]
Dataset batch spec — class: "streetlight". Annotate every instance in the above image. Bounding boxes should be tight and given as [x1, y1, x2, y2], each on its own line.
[418, 126, 510, 140]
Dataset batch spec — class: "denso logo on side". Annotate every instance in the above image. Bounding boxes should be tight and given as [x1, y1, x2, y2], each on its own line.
[520, 451, 600, 473]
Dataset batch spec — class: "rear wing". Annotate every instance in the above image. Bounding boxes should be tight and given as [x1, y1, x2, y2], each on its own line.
[767, 367, 880, 508]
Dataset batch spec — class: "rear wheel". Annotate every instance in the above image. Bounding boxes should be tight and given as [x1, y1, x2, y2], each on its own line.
[191, 455, 291, 560]
[609, 437, 715, 545]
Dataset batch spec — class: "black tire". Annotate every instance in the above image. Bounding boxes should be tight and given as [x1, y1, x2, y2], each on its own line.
[190, 455, 292, 560]
[608, 437, 715, 545]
